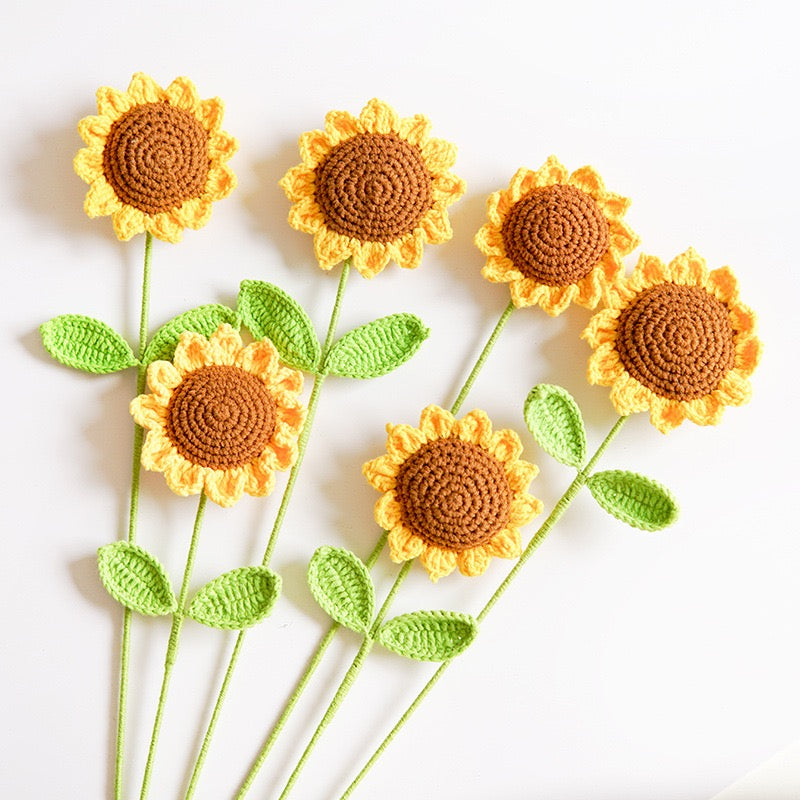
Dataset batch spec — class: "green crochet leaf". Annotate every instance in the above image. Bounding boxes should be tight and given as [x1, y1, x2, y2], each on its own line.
[587, 470, 679, 531]
[523, 384, 587, 468]
[97, 542, 176, 616]
[41, 315, 138, 373]
[237, 280, 321, 371]
[307, 547, 375, 634]
[143, 304, 238, 364]
[323, 314, 429, 379]
[187, 566, 282, 630]
[377, 611, 478, 661]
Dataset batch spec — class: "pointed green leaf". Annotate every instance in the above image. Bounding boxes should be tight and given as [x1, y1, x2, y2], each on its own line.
[524, 384, 587, 468]
[143, 304, 238, 364]
[587, 470, 679, 531]
[307, 547, 375, 633]
[41, 315, 138, 373]
[377, 611, 478, 661]
[188, 566, 282, 630]
[97, 542, 176, 616]
[324, 314, 429, 379]
[237, 280, 320, 371]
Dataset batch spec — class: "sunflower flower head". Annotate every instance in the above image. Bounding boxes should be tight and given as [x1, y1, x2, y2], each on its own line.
[74, 72, 238, 243]
[130, 325, 306, 507]
[363, 406, 543, 582]
[475, 155, 639, 315]
[280, 99, 466, 278]
[582, 249, 762, 433]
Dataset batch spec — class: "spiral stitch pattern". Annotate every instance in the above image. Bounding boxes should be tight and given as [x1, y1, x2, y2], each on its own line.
[501, 184, 610, 285]
[394, 438, 511, 551]
[165, 365, 276, 469]
[616, 283, 735, 401]
[314, 133, 433, 242]
[103, 102, 210, 215]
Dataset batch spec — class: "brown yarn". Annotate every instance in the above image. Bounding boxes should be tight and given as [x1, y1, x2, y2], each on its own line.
[616, 283, 735, 401]
[314, 133, 433, 242]
[103, 101, 209, 215]
[394, 438, 511, 551]
[165, 365, 277, 469]
[501, 184, 609, 285]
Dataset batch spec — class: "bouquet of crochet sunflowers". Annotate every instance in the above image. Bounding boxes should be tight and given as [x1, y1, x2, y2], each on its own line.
[41, 73, 761, 799]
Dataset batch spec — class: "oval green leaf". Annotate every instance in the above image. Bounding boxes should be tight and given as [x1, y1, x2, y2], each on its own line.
[307, 547, 375, 633]
[377, 611, 478, 661]
[587, 470, 679, 531]
[237, 280, 320, 371]
[143, 304, 238, 364]
[41, 315, 138, 373]
[523, 384, 587, 468]
[97, 542, 176, 616]
[323, 314, 429, 379]
[187, 566, 281, 630]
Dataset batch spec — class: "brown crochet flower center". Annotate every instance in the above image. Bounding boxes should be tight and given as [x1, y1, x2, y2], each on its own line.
[103, 102, 210, 215]
[501, 184, 610, 285]
[616, 283, 735, 401]
[166, 365, 276, 469]
[394, 438, 511, 551]
[314, 133, 433, 242]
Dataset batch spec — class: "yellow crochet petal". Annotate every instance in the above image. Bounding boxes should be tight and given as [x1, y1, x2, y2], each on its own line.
[239, 340, 279, 381]
[507, 494, 543, 527]
[418, 405, 455, 440]
[536, 155, 569, 187]
[299, 129, 333, 167]
[538, 284, 580, 317]
[420, 546, 458, 582]
[147, 212, 185, 244]
[587, 343, 625, 384]
[130, 394, 167, 429]
[505, 460, 539, 492]
[84, 179, 122, 217]
[582, 309, 619, 347]
[205, 163, 237, 201]
[669, 248, 708, 285]
[281, 164, 316, 203]
[393, 231, 425, 270]
[127, 72, 165, 104]
[198, 98, 224, 133]
[486, 528, 522, 559]
[173, 331, 214, 373]
[385, 423, 427, 459]
[707, 266, 740, 304]
[73, 147, 104, 185]
[488, 429, 523, 464]
[650, 400, 686, 434]
[375, 492, 403, 530]
[419, 205, 452, 243]
[111, 206, 145, 241]
[509, 280, 550, 309]
[363, 455, 400, 492]
[289, 197, 325, 234]
[164, 459, 205, 497]
[324, 109, 360, 145]
[359, 98, 399, 134]
[388, 527, 425, 562]
[77, 115, 111, 146]
[683, 394, 725, 426]
[735, 335, 762, 373]
[141, 429, 177, 471]
[397, 114, 432, 146]
[204, 468, 247, 508]
[419, 138, 457, 172]
[243, 458, 277, 498]
[209, 324, 243, 364]
[610, 374, 653, 415]
[146, 360, 182, 395]
[353, 240, 392, 278]
[456, 546, 492, 577]
[481, 256, 522, 284]
[164, 76, 200, 112]
[716, 370, 752, 405]
[568, 164, 606, 197]
[454, 409, 493, 447]
[96, 85, 134, 118]
[313, 229, 351, 271]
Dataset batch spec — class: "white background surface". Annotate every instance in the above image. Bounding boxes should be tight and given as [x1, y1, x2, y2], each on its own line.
[2, 1, 799, 798]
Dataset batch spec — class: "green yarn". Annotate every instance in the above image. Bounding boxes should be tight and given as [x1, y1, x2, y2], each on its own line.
[524, 383, 587, 468]
[587, 470, 679, 531]
[237, 280, 321, 372]
[97, 542, 176, 616]
[142, 304, 238, 364]
[307, 547, 375, 635]
[188, 566, 282, 630]
[323, 313, 429, 379]
[377, 611, 478, 661]
[40, 314, 138, 373]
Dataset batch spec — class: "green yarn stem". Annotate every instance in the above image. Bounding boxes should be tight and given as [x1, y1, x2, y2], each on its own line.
[337, 415, 628, 800]
[234, 297, 517, 797]
[115, 231, 153, 800]
[234, 296, 516, 797]
[234, 533, 388, 799]
[275, 561, 413, 800]
[182, 261, 351, 800]
[139, 493, 207, 800]
[449, 300, 515, 415]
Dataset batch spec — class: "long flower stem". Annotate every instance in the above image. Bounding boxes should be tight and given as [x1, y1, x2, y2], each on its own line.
[234, 533, 388, 799]
[234, 297, 517, 797]
[275, 561, 413, 800]
[182, 262, 351, 799]
[139, 493, 208, 800]
[116, 231, 154, 800]
[338, 415, 628, 800]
